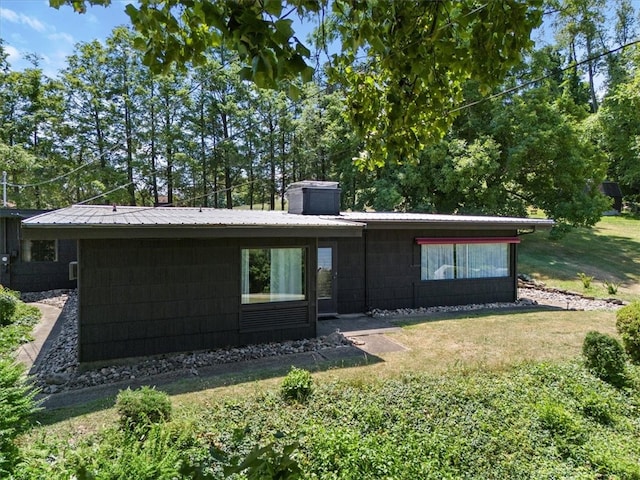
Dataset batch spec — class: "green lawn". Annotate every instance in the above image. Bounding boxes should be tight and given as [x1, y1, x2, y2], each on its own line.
[518, 215, 640, 302]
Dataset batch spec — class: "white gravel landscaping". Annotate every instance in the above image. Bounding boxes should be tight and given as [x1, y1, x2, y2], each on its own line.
[22, 283, 625, 395]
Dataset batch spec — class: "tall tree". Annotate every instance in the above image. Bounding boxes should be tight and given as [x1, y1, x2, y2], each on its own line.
[52, 0, 544, 166]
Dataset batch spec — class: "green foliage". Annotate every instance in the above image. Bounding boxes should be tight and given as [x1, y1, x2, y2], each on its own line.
[66, 423, 196, 480]
[582, 331, 627, 387]
[115, 386, 172, 431]
[223, 436, 302, 480]
[0, 288, 19, 326]
[0, 291, 40, 355]
[577, 272, 594, 289]
[281, 367, 313, 403]
[604, 279, 620, 295]
[15, 362, 640, 478]
[616, 301, 640, 363]
[0, 359, 39, 476]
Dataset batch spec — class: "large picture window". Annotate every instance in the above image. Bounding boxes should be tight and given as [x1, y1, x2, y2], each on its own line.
[241, 247, 306, 304]
[21, 239, 57, 262]
[419, 238, 516, 281]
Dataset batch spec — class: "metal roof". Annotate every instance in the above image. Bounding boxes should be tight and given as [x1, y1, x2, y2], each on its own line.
[23, 205, 361, 227]
[21, 204, 553, 239]
[21, 205, 365, 239]
[332, 211, 555, 229]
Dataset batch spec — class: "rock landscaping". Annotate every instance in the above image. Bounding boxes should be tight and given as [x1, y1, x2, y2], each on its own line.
[23, 282, 625, 396]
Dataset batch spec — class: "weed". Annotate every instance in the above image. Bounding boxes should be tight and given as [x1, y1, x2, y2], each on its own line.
[603, 280, 620, 295]
[281, 367, 314, 403]
[577, 272, 594, 289]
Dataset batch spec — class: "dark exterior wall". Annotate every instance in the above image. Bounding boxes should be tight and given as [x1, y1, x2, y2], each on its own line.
[335, 228, 518, 312]
[0, 216, 77, 292]
[329, 236, 366, 314]
[78, 237, 316, 363]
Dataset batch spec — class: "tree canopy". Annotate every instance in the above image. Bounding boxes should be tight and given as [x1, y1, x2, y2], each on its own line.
[50, 0, 544, 166]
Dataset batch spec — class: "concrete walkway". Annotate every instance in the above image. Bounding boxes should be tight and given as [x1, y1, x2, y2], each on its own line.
[16, 302, 64, 375]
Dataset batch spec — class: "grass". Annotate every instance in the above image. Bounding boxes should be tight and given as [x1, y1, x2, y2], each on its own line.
[518, 215, 640, 302]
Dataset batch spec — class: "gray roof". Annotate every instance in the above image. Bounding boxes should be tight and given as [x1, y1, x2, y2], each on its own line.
[22, 205, 364, 239]
[22, 204, 553, 239]
[334, 211, 554, 230]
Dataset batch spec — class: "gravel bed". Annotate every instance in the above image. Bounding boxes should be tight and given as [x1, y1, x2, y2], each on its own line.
[27, 291, 352, 395]
[26, 284, 625, 395]
[370, 283, 625, 317]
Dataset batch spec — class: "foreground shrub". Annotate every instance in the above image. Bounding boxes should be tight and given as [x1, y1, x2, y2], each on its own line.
[0, 290, 18, 326]
[281, 367, 314, 402]
[582, 331, 627, 387]
[616, 302, 640, 363]
[0, 301, 41, 356]
[115, 386, 172, 430]
[0, 359, 39, 476]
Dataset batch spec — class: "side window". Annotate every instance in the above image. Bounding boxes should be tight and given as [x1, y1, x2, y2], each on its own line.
[420, 241, 510, 280]
[22, 239, 58, 262]
[241, 247, 306, 304]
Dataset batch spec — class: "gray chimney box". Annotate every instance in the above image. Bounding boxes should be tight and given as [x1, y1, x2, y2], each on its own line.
[286, 181, 341, 215]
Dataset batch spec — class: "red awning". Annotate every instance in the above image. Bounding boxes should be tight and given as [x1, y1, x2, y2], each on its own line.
[415, 237, 521, 245]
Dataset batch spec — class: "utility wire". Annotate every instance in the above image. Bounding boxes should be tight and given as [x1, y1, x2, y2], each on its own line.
[448, 38, 640, 115]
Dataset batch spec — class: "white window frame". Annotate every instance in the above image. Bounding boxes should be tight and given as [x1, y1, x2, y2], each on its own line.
[241, 247, 306, 304]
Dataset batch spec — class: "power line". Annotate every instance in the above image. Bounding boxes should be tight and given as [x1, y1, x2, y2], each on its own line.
[448, 38, 640, 115]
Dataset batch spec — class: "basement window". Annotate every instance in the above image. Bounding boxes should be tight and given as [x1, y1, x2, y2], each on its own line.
[418, 238, 518, 281]
[241, 247, 306, 304]
[22, 239, 58, 262]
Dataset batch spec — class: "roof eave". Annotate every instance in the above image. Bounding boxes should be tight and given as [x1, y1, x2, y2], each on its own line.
[21, 223, 365, 240]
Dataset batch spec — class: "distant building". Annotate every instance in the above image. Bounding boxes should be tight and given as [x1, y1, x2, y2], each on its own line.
[599, 182, 623, 215]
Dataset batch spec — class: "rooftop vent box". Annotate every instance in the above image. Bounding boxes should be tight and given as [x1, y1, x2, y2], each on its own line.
[287, 181, 341, 215]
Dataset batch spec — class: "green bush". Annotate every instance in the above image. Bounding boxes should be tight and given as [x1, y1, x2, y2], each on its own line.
[616, 302, 640, 363]
[582, 331, 627, 387]
[281, 367, 314, 403]
[115, 386, 172, 431]
[0, 291, 18, 326]
[0, 358, 39, 476]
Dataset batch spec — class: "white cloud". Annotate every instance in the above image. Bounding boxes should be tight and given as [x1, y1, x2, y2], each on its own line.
[0, 7, 46, 33]
[4, 44, 21, 65]
[48, 32, 74, 44]
[0, 8, 19, 23]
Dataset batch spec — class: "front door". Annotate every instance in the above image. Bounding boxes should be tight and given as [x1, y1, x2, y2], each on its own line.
[317, 242, 338, 316]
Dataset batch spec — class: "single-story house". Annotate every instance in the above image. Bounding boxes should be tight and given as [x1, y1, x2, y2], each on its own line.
[22, 182, 553, 363]
[0, 209, 77, 292]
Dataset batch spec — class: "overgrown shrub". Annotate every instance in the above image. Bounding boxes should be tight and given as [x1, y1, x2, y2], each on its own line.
[115, 386, 172, 431]
[616, 302, 640, 363]
[582, 331, 627, 387]
[0, 358, 39, 476]
[281, 367, 314, 402]
[0, 290, 18, 326]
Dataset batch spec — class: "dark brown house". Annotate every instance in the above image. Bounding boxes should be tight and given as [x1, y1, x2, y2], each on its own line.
[0, 209, 77, 293]
[22, 183, 553, 363]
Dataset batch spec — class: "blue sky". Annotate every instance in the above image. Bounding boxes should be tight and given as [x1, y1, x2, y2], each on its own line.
[0, 0, 132, 77]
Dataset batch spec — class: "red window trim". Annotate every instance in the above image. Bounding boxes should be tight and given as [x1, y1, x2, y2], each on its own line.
[416, 237, 521, 245]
